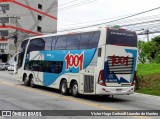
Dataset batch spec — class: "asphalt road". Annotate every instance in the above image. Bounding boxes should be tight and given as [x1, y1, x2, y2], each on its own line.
[0, 70, 159, 119]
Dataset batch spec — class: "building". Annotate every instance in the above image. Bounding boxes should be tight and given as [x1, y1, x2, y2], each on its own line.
[0, 0, 58, 62]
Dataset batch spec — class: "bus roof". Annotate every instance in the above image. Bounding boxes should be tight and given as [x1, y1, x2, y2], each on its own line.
[24, 27, 136, 41]
[29, 28, 102, 40]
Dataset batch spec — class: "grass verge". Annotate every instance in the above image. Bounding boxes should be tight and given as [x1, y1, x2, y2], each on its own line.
[136, 63, 160, 96]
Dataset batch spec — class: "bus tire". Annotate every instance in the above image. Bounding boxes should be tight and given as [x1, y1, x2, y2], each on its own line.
[60, 80, 68, 95]
[29, 75, 35, 88]
[71, 81, 79, 97]
[23, 74, 29, 86]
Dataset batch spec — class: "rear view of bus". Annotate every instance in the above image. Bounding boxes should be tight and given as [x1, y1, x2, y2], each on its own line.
[96, 28, 137, 95]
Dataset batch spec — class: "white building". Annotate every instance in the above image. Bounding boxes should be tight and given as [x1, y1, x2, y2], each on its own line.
[0, 0, 57, 62]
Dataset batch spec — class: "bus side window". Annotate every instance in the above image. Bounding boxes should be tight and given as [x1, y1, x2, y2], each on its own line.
[28, 60, 63, 74]
[25, 38, 45, 70]
[51, 36, 57, 50]
[79, 33, 89, 49]
[51, 61, 63, 74]
[88, 31, 100, 49]
[67, 34, 80, 50]
[55, 35, 67, 50]
[17, 39, 28, 68]
[27, 38, 45, 53]
[44, 37, 52, 50]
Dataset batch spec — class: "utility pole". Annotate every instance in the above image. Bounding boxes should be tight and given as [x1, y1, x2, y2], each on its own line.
[13, 30, 18, 54]
[14, 17, 20, 54]
[142, 29, 149, 42]
[0, 16, 20, 56]
[145, 29, 149, 42]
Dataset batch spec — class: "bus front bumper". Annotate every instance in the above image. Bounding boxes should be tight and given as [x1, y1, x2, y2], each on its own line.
[96, 84, 135, 95]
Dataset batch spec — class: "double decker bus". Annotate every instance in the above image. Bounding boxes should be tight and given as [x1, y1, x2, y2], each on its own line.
[16, 27, 137, 97]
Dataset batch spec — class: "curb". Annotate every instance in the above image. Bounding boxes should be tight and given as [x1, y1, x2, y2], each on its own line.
[134, 92, 160, 98]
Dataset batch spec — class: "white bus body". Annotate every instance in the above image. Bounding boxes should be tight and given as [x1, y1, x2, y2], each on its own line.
[16, 28, 138, 96]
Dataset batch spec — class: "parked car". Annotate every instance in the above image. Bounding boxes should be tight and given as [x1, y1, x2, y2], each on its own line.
[7, 65, 14, 71]
[0, 63, 10, 70]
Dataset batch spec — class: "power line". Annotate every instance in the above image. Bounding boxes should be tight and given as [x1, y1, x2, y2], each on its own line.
[0, 0, 96, 14]
[121, 19, 160, 27]
[133, 23, 160, 32]
[58, 6, 160, 32]
[58, 13, 160, 29]
[138, 30, 160, 35]
[51, 0, 97, 11]
[111, 16, 160, 27]
[58, 0, 80, 7]
[58, 0, 96, 11]
[122, 18, 160, 33]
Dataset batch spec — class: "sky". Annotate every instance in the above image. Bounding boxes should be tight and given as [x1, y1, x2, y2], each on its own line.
[57, 0, 160, 40]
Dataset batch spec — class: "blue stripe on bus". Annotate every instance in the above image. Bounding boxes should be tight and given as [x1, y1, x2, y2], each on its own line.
[125, 49, 137, 82]
[40, 48, 96, 86]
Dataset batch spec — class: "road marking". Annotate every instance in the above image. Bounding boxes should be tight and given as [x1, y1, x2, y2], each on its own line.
[0, 80, 152, 119]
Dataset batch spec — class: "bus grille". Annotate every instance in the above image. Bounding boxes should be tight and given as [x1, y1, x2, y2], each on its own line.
[84, 75, 94, 93]
[107, 56, 134, 74]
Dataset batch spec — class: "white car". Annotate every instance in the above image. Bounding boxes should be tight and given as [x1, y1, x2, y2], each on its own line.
[0, 63, 10, 70]
[7, 65, 14, 71]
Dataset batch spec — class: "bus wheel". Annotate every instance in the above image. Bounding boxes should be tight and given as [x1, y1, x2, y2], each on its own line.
[71, 81, 79, 97]
[60, 80, 68, 95]
[30, 75, 35, 88]
[23, 75, 29, 86]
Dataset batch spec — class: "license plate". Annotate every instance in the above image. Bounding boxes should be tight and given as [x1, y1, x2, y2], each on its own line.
[116, 89, 122, 91]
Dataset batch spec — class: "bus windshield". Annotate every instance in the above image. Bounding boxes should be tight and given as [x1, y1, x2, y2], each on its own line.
[106, 29, 137, 47]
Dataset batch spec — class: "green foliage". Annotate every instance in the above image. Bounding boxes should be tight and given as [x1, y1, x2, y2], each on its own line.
[136, 63, 160, 96]
[138, 40, 146, 64]
[155, 54, 160, 63]
[152, 36, 160, 44]
[111, 25, 120, 28]
[136, 88, 160, 96]
[138, 35, 160, 63]
[137, 63, 160, 76]
[142, 41, 156, 62]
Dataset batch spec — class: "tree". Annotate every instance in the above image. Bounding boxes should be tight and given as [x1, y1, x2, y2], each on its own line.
[151, 36, 160, 63]
[138, 40, 146, 64]
[138, 36, 160, 64]
[138, 40, 157, 63]
[111, 25, 120, 28]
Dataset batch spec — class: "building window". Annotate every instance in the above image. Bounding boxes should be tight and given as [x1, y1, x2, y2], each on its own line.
[0, 4, 10, 13]
[38, 15, 42, 21]
[0, 17, 9, 24]
[0, 43, 8, 50]
[37, 26, 42, 32]
[0, 30, 8, 37]
[38, 4, 42, 10]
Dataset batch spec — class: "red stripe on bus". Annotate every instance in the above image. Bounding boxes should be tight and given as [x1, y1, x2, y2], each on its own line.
[11, 1, 57, 20]
[0, 25, 43, 36]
